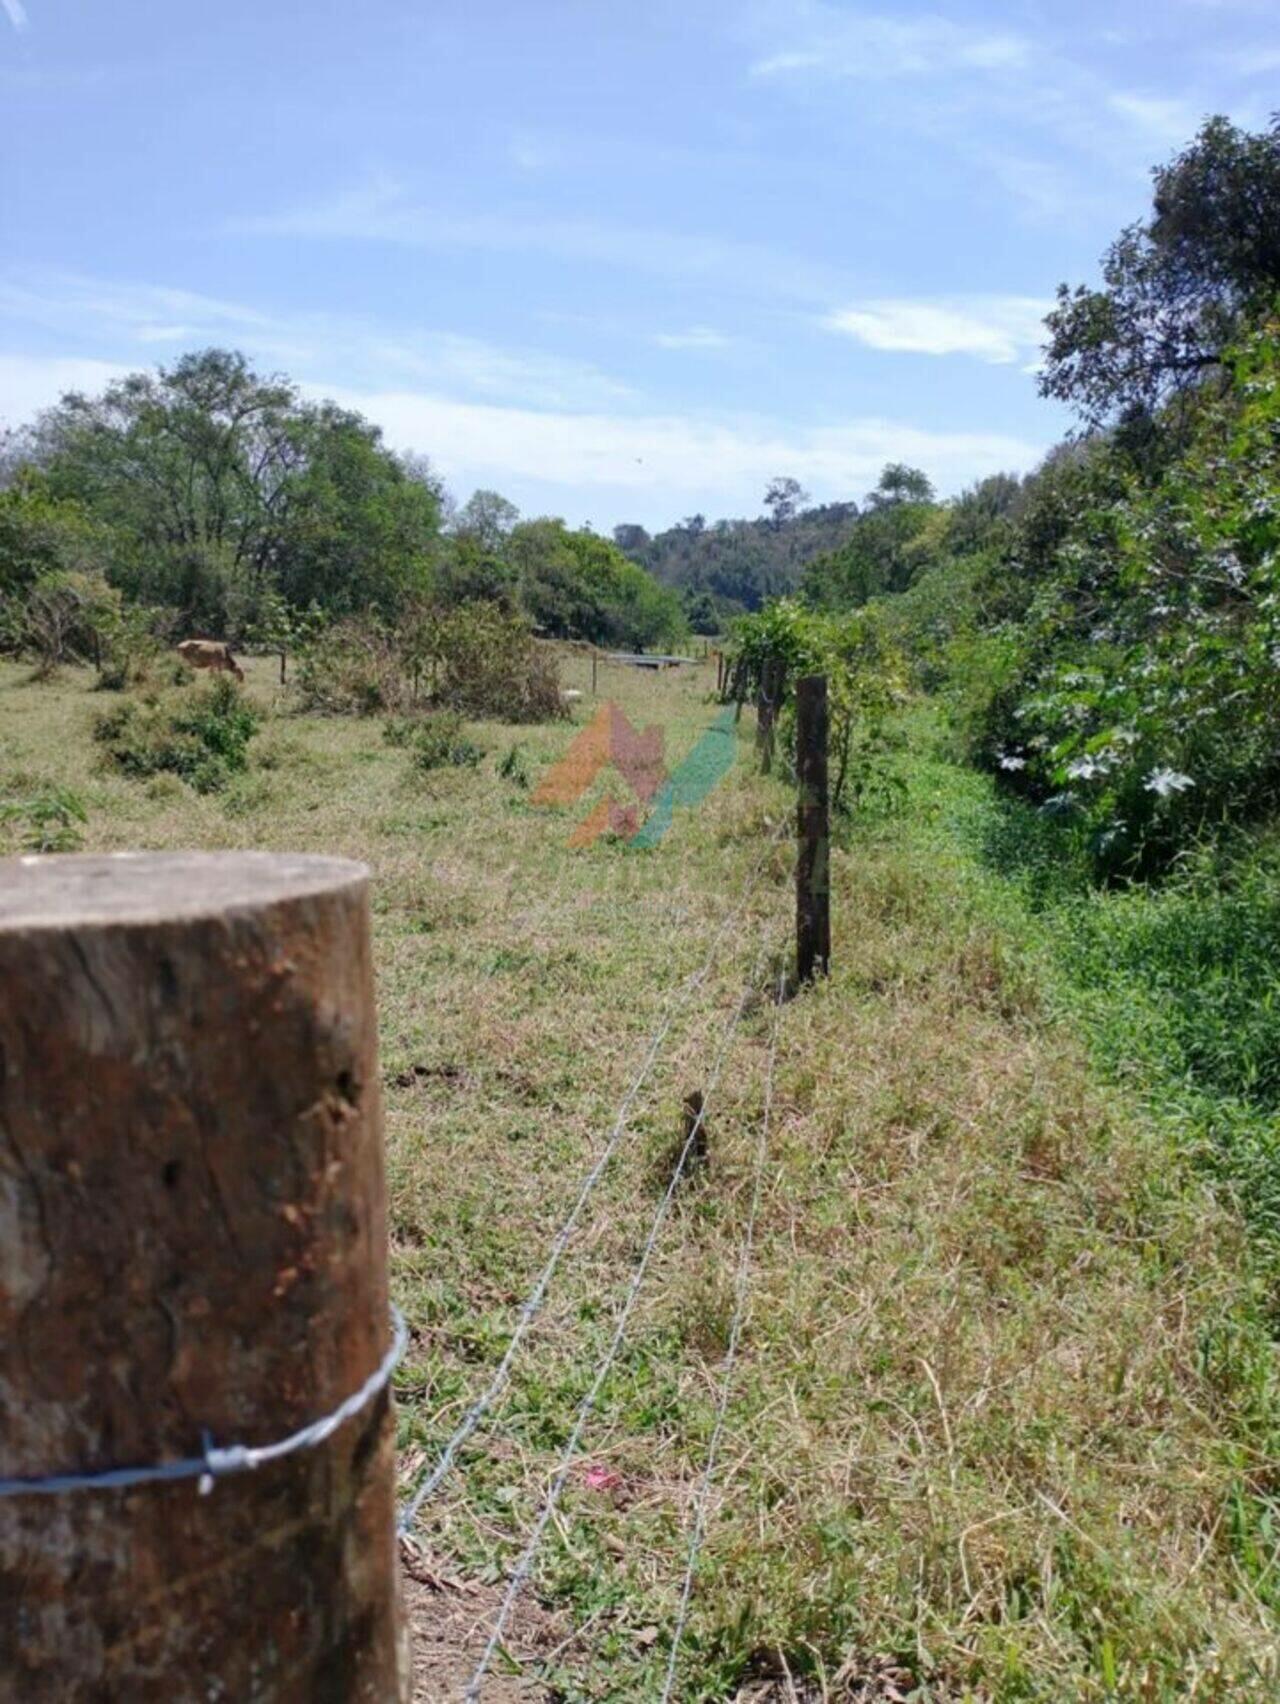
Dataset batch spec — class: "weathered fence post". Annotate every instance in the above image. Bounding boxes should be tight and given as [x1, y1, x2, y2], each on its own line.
[796, 675, 831, 983]
[592, 649, 599, 695]
[757, 656, 782, 774]
[0, 851, 411, 1703]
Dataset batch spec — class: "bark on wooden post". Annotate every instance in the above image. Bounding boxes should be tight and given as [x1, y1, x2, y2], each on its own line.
[0, 851, 410, 1704]
[796, 675, 831, 983]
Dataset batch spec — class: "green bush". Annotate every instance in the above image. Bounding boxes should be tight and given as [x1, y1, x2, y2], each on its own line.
[297, 602, 566, 724]
[404, 711, 483, 773]
[965, 321, 1280, 879]
[0, 784, 87, 852]
[94, 674, 259, 793]
[725, 599, 908, 814]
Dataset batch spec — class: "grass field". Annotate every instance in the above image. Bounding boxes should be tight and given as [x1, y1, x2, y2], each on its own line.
[3, 653, 1278, 1701]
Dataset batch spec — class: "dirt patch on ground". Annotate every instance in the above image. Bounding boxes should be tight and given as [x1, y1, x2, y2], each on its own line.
[403, 1540, 562, 1703]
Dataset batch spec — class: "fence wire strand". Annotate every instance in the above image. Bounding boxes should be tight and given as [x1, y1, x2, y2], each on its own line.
[398, 821, 786, 1535]
[462, 930, 780, 1702]
[659, 966, 785, 1701]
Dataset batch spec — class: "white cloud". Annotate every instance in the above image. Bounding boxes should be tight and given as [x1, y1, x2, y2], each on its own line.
[651, 327, 730, 351]
[824, 296, 1050, 364]
[1217, 46, 1280, 74]
[0, 353, 130, 426]
[1108, 92, 1204, 149]
[304, 378, 1043, 515]
[748, 8, 1030, 81]
[0, 269, 639, 412]
[1, 0, 28, 33]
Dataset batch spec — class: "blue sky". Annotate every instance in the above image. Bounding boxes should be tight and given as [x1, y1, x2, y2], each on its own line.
[1, 2, 1275, 530]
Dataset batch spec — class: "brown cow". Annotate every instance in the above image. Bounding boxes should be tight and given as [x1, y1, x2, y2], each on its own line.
[176, 639, 245, 683]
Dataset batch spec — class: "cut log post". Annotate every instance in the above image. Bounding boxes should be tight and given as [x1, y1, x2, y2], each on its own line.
[796, 675, 831, 983]
[592, 649, 598, 695]
[0, 851, 410, 1704]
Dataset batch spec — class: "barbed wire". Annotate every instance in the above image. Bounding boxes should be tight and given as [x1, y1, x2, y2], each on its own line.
[659, 965, 785, 1701]
[0, 1306, 408, 1500]
[397, 821, 787, 1535]
[462, 930, 780, 1702]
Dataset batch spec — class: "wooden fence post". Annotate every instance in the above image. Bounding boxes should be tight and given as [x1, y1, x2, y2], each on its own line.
[592, 649, 599, 695]
[796, 675, 831, 983]
[757, 656, 782, 774]
[0, 851, 411, 1703]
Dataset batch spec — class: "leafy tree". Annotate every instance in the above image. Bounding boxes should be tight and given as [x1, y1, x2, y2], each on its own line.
[0, 471, 109, 598]
[1041, 116, 1280, 430]
[454, 488, 520, 553]
[866, 464, 935, 509]
[510, 519, 686, 649]
[612, 523, 650, 556]
[764, 476, 809, 530]
[615, 499, 859, 614]
[33, 349, 439, 629]
[802, 467, 941, 608]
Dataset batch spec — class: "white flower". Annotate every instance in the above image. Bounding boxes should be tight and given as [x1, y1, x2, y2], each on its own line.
[1144, 767, 1194, 798]
[1066, 756, 1106, 780]
[998, 752, 1027, 771]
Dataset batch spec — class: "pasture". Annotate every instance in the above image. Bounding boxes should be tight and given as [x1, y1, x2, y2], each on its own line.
[2, 652, 1276, 1701]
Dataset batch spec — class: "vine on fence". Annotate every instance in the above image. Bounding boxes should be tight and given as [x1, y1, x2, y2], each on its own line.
[722, 598, 908, 813]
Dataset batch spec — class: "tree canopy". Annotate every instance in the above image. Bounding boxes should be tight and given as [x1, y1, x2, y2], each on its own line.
[1041, 116, 1280, 431]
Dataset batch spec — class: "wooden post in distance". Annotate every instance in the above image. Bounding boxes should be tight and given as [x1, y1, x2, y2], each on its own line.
[796, 675, 831, 983]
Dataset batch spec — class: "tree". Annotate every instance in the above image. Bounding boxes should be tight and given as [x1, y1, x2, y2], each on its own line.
[509, 519, 686, 649]
[34, 349, 440, 629]
[764, 476, 809, 530]
[612, 523, 651, 557]
[0, 471, 108, 598]
[1041, 116, 1280, 429]
[453, 488, 519, 554]
[866, 464, 935, 509]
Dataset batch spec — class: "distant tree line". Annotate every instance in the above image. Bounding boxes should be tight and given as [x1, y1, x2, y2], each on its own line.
[0, 349, 688, 666]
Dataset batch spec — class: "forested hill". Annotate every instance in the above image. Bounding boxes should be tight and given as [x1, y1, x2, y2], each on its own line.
[611, 479, 861, 627]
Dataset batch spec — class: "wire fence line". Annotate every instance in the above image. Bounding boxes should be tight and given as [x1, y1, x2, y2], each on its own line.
[398, 821, 788, 1536]
[463, 929, 782, 1703]
[659, 966, 786, 1702]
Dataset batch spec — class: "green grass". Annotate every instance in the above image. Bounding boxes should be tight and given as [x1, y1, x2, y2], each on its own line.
[4, 658, 1278, 1699]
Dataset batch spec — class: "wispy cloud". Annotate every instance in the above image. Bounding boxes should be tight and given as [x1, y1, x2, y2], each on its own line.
[0, 268, 641, 413]
[748, 6, 1030, 81]
[824, 296, 1050, 365]
[1108, 92, 1205, 149]
[228, 175, 844, 305]
[1, 0, 28, 34]
[303, 378, 1044, 518]
[651, 327, 730, 351]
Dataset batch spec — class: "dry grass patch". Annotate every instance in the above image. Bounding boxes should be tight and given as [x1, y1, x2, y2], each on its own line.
[2, 657, 1275, 1699]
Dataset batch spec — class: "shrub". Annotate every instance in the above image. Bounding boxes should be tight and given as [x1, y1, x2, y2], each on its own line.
[296, 602, 566, 723]
[0, 784, 87, 852]
[405, 711, 483, 774]
[726, 599, 909, 814]
[498, 744, 531, 788]
[94, 674, 259, 793]
[0, 570, 118, 676]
